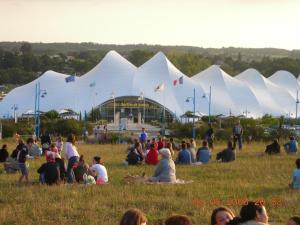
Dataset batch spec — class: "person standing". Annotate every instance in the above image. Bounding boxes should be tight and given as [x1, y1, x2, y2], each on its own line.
[17, 140, 30, 183]
[232, 120, 243, 150]
[205, 123, 214, 149]
[64, 134, 80, 183]
[139, 128, 148, 150]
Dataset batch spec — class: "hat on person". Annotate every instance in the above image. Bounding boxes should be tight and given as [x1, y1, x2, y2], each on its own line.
[159, 148, 171, 159]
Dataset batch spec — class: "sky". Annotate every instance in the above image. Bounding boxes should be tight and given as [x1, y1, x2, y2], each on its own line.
[0, 0, 299, 50]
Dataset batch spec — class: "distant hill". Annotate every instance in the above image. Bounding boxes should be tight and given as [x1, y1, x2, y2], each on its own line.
[1, 42, 300, 61]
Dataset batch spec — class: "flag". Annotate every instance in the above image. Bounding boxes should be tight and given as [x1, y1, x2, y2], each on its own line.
[65, 75, 75, 83]
[179, 76, 183, 84]
[173, 79, 177, 86]
[89, 81, 96, 87]
[154, 83, 165, 92]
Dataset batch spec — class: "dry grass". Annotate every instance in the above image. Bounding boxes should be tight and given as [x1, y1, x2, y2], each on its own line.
[0, 140, 299, 225]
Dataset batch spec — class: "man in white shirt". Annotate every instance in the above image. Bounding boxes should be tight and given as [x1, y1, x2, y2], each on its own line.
[90, 156, 108, 183]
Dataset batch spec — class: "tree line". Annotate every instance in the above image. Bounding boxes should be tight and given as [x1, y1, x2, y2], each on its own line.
[1, 43, 300, 89]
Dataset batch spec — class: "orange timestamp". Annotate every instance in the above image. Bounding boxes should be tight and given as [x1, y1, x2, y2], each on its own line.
[192, 197, 284, 208]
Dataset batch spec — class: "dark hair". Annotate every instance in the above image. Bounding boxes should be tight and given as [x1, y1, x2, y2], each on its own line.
[170, 138, 174, 142]
[202, 140, 208, 147]
[94, 156, 101, 164]
[79, 155, 84, 162]
[50, 143, 56, 148]
[26, 137, 34, 144]
[290, 216, 300, 225]
[120, 208, 147, 225]
[165, 215, 193, 225]
[296, 158, 300, 169]
[290, 136, 295, 140]
[227, 141, 233, 149]
[182, 143, 187, 149]
[67, 134, 76, 144]
[135, 142, 140, 148]
[211, 207, 235, 225]
[228, 202, 265, 225]
[150, 143, 154, 148]
[186, 142, 191, 148]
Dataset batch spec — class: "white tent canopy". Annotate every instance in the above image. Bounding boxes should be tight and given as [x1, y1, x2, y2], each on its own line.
[0, 50, 299, 119]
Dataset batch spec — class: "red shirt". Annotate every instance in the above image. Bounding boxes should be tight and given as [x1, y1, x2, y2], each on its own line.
[157, 140, 165, 150]
[145, 147, 159, 165]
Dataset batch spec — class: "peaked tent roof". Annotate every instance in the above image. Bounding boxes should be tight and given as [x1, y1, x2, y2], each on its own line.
[132, 52, 207, 117]
[0, 70, 73, 118]
[236, 69, 289, 116]
[75, 50, 137, 112]
[269, 70, 300, 99]
[192, 65, 261, 117]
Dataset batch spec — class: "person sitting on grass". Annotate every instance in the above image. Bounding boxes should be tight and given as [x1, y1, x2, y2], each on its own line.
[228, 201, 269, 225]
[73, 155, 89, 183]
[211, 206, 235, 225]
[176, 142, 192, 165]
[120, 208, 147, 225]
[187, 142, 196, 163]
[196, 140, 211, 164]
[4, 145, 20, 173]
[284, 136, 298, 154]
[27, 137, 42, 157]
[126, 142, 144, 165]
[216, 141, 236, 162]
[289, 158, 300, 189]
[145, 143, 159, 165]
[149, 148, 176, 183]
[164, 215, 193, 225]
[265, 139, 280, 155]
[286, 216, 300, 225]
[0, 144, 9, 162]
[37, 153, 60, 185]
[89, 156, 108, 184]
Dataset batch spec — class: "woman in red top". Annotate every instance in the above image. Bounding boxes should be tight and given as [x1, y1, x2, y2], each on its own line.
[145, 144, 158, 165]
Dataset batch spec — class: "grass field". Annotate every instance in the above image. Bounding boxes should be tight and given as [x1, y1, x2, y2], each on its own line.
[0, 140, 299, 225]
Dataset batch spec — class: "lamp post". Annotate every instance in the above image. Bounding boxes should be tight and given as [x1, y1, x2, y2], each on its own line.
[202, 86, 212, 123]
[296, 90, 299, 127]
[243, 108, 250, 118]
[34, 82, 47, 139]
[11, 104, 18, 124]
[139, 92, 146, 124]
[111, 92, 115, 124]
[186, 88, 196, 139]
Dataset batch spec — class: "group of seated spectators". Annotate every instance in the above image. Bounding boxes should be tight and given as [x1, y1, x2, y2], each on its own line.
[119, 202, 300, 225]
[0, 134, 108, 185]
[265, 136, 298, 155]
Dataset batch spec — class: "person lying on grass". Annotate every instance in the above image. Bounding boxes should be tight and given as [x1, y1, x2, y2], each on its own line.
[149, 148, 176, 183]
[211, 206, 235, 225]
[227, 201, 269, 225]
[286, 216, 300, 225]
[120, 208, 147, 225]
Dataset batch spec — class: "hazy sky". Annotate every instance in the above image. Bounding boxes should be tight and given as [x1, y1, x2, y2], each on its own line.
[0, 0, 299, 50]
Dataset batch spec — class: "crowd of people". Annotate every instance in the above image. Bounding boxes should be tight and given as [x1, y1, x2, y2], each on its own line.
[118, 203, 300, 225]
[0, 133, 108, 185]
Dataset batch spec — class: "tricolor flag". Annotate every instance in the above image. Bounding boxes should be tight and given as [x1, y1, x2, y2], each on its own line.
[154, 83, 165, 92]
[89, 81, 96, 87]
[179, 76, 183, 84]
[65, 75, 75, 83]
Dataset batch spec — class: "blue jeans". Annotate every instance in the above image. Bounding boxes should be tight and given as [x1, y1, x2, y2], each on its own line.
[233, 134, 242, 150]
[67, 156, 79, 183]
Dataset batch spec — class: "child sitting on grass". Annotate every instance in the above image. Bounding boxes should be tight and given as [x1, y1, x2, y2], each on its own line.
[289, 158, 300, 189]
